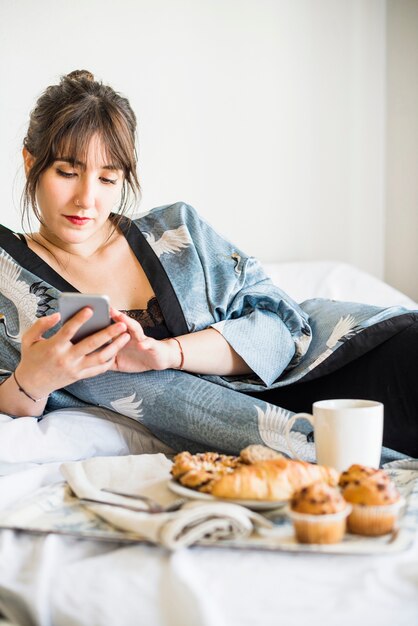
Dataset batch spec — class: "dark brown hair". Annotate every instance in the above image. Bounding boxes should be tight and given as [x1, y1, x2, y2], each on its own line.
[22, 70, 140, 227]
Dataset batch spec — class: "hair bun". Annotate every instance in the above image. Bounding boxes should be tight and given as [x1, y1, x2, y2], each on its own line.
[65, 70, 95, 83]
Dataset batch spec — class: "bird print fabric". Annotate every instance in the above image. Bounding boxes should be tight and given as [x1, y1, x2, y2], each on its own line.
[0, 202, 416, 463]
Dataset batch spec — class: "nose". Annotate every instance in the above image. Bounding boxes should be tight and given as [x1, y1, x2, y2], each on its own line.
[74, 176, 96, 210]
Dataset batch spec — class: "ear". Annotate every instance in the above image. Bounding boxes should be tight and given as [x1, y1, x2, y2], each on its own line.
[22, 147, 36, 176]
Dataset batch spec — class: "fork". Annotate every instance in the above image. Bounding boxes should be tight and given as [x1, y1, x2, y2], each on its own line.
[100, 487, 179, 513]
[78, 494, 185, 514]
[101, 488, 165, 510]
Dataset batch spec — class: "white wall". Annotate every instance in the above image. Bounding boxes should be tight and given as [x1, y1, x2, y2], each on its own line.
[385, 0, 418, 302]
[0, 1, 387, 278]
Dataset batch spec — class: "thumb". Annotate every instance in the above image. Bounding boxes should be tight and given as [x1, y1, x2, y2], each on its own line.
[23, 312, 61, 344]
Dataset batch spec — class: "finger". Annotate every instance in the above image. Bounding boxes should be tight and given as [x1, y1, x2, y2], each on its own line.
[110, 306, 127, 321]
[109, 306, 121, 318]
[78, 360, 116, 380]
[57, 307, 95, 343]
[82, 331, 131, 368]
[23, 312, 61, 344]
[110, 307, 146, 340]
[73, 321, 128, 356]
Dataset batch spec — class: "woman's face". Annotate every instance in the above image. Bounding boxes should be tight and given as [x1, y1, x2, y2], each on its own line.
[25, 134, 124, 248]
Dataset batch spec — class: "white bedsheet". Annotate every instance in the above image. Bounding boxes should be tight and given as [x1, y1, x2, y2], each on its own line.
[0, 262, 416, 626]
[0, 461, 417, 626]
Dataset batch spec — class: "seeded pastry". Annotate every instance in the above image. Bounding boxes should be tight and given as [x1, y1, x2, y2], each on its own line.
[171, 451, 243, 492]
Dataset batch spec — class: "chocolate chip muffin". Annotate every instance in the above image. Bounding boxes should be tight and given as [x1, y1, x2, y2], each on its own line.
[288, 482, 351, 544]
[342, 474, 403, 536]
[338, 464, 389, 489]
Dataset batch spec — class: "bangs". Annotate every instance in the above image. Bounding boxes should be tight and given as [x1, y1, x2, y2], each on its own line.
[49, 108, 134, 175]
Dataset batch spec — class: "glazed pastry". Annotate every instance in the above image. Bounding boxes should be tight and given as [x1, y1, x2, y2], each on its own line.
[211, 457, 339, 501]
[289, 482, 351, 544]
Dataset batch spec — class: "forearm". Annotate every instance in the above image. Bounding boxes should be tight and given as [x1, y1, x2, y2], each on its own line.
[166, 327, 253, 376]
[0, 368, 48, 417]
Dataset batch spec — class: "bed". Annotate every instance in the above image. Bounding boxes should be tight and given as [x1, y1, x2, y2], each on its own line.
[0, 262, 417, 626]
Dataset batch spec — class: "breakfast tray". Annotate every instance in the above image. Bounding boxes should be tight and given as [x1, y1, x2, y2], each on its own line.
[206, 466, 418, 555]
[0, 467, 416, 555]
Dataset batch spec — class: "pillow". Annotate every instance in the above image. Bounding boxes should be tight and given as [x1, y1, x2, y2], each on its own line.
[0, 406, 174, 468]
[262, 261, 417, 308]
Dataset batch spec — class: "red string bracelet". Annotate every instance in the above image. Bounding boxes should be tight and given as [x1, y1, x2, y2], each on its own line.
[171, 337, 185, 370]
[13, 371, 50, 403]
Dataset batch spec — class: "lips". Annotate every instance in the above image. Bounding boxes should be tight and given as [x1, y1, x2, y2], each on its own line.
[64, 215, 91, 226]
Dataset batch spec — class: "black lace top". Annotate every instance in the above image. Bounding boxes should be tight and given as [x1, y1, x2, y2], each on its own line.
[121, 297, 171, 340]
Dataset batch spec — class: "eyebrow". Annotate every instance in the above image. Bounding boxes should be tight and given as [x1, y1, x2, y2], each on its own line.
[54, 157, 120, 171]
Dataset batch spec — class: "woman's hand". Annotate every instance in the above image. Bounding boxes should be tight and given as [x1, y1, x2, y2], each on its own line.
[15, 308, 131, 398]
[109, 308, 254, 376]
[109, 308, 182, 373]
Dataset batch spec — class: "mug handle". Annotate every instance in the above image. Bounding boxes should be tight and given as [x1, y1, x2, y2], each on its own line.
[284, 413, 315, 460]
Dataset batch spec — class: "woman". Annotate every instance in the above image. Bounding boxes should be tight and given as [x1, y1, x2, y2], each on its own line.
[0, 70, 417, 459]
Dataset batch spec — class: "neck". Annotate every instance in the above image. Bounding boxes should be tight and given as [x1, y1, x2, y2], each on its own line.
[36, 220, 116, 260]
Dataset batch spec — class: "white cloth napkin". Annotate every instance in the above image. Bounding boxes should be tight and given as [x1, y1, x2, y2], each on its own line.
[60, 454, 272, 550]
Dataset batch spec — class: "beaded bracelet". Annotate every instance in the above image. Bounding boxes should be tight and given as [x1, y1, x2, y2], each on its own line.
[13, 371, 50, 403]
[171, 337, 185, 370]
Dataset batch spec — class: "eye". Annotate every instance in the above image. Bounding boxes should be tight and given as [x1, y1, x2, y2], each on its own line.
[56, 168, 76, 178]
[100, 177, 118, 185]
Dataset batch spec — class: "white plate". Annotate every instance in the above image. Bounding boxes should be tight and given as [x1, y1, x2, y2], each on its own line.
[168, 479, 288, 511]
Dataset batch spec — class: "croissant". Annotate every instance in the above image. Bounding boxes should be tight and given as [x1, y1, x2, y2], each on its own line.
[211, 457, 339, 501]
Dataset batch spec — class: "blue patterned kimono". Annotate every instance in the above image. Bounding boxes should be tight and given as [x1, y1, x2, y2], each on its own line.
[0, 202, 416, 462]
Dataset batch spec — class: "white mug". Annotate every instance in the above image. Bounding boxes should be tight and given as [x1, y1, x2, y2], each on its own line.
[284, 399, 384, 471]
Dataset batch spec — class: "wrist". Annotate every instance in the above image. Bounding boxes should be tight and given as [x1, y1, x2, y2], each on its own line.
[14, 366, 52, 402]
[166, 337, 184, 370]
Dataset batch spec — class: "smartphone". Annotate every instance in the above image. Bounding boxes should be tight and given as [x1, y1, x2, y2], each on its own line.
[58, 293, 111, 344]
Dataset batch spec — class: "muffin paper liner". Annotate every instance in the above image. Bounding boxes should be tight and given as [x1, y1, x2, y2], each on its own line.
[346, 496, 406, 536]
